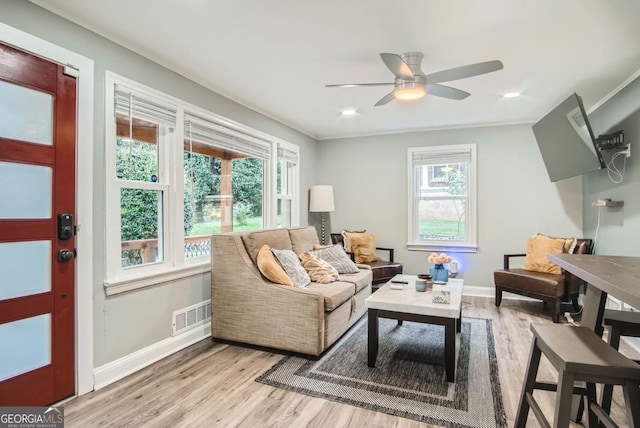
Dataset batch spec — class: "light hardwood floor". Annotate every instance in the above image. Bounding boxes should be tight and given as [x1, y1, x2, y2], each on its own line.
[61, 297, 637, 427]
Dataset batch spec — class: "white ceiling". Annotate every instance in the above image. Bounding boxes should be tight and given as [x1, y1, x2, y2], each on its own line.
[30, 0, 640, 140]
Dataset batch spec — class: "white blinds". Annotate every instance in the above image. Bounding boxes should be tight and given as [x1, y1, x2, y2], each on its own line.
[184, 114, 271, 159]
[412, 147, 472, 166]
[277, 147, 299, 164]
[114, 85, 178, 128]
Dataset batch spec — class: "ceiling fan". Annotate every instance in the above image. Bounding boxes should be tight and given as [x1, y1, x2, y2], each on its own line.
[326, 52, 503, 106]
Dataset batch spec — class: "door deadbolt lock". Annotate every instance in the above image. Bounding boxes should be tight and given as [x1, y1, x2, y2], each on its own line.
[58, 249, 74, 262]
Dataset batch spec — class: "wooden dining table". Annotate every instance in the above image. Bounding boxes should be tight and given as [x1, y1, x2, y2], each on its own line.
[549, 254, 640, 331]
[548, 253, 640, 421]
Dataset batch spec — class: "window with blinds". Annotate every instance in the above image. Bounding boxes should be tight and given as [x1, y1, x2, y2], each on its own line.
[112, 84, 177, 269]
[105, 72, 300, 290]
[407, 144, 477, 251]
[182, 113, 269, 244]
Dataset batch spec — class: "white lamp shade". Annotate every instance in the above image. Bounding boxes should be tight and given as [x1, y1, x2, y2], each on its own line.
[309, 185, 335, 212]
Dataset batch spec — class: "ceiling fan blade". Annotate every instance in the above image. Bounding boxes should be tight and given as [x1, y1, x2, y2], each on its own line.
[325, 82, 394, 88]
[374, 91, 396, 107]
[427, 84, 470, 100]
[380, 53, 414, 80]
[425, 60, 504, 84]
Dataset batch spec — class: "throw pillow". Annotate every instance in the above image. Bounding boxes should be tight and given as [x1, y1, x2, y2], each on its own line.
[523, 235, 565, 274]
[312, 244, 334, 250]
[536, 233, 577, 254]
[349, 232, 378, 263]
[299, 251, 339, 284]
[309, 244, 360, 274]
[256, 245, 293, 286]
[271, 248, 311, 288]
[341, 229, 366, 252]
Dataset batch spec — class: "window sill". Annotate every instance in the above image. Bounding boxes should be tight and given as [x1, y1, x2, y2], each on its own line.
[407, 243, 478, 253]
[104, 262, 211, 296]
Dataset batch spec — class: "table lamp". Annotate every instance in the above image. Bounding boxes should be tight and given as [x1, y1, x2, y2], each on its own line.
[309, 185, 335, 244]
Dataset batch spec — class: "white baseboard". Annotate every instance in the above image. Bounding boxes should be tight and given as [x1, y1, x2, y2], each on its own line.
[462, 285, 539, 301]
[93, 324, 211, 390]
[462, 285, 494, 298]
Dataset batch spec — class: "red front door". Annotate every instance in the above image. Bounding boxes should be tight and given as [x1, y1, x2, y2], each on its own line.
[0, 42, 77, 405]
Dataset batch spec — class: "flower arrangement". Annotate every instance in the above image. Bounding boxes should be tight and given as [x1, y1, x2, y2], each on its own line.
[428, 252, 452, 265]
[428, 253, 452, 283]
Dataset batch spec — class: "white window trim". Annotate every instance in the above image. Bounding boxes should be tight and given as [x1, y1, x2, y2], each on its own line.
[275, 140, 300, 228]
[104, 72, 300, 294]
[406, 144, 478, 253]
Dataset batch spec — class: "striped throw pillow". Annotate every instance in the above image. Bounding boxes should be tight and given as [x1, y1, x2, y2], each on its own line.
[309, 244, 359, 274]
[299, 251, 339, 284]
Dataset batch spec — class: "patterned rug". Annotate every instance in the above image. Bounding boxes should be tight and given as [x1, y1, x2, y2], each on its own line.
[256, 316, 507, 428]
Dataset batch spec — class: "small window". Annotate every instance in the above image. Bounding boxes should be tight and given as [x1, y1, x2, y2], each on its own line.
[407, 144, 477, 252]
[276, 145, 299, 228]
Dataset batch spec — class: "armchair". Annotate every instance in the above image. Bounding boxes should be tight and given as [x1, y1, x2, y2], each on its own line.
[331, 233, 403, 286]
[494, 238, 593, 323]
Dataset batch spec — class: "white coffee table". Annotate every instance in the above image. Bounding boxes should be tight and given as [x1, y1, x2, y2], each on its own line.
[365, 274, 464, 382]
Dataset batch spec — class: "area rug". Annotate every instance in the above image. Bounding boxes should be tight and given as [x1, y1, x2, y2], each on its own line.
[256, 316, 507, 428]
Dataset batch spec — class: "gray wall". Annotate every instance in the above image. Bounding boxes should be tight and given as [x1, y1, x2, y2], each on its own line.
[317, 124, 584, 288]
[0, 1, 317, 366]
[583, 75, 640, 256]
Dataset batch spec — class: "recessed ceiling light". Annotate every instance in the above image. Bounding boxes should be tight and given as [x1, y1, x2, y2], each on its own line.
[503, 91, 521, 98]
[341, 109, 357, 116]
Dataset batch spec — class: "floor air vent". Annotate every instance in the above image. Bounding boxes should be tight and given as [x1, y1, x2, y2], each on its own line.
[172, 300, 211, 336]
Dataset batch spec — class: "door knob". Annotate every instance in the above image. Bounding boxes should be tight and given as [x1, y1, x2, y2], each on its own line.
[58, 249, 74, 262]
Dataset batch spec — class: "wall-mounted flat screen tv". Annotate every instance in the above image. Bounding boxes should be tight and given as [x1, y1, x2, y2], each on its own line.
[532, 93, 605, 182]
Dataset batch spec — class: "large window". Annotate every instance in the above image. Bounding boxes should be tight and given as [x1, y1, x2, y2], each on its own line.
[105, 73, 299, 292]
[183, 113, 271, 257]
[407, 144, 477, 252]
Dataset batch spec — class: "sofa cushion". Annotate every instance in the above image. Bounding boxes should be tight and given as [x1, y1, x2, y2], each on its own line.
[256, 245, 293, 286]
[299, 251, 339, 284]
[243, 229, 292, 263]
[271, 248, 310, 288]
[309, 244, 359, 274]
[523, 235, 565, 274]
[289, 226, 320, 255]
[306, 281, 355, 311]
[494, 268, 565, 297]
[337, 269, 373, 293]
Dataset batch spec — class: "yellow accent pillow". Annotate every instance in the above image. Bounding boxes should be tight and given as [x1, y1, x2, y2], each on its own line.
[256, 245, 293, 286]
[341, 229, 366, 252]
[535, 233, 577, 254]
[349, 233, 378, 263]
[299, 251, 339, 284]
[523, 235, 565, 274]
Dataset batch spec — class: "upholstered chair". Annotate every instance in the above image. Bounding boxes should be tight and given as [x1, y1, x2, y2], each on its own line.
[330, 233, 403, 286]
[494, 238, 593, 323]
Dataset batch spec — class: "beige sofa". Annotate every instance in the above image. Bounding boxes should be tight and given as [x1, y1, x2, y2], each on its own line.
[210, 226, 372, 356]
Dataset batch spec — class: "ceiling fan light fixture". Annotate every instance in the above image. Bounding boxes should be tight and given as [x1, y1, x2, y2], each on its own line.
[394, 82, 426, 101]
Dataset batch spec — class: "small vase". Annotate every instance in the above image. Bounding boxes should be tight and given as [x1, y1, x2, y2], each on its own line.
[430, 264, 449, 283]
